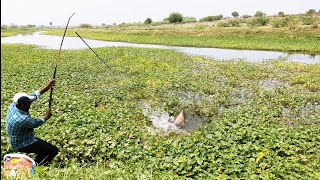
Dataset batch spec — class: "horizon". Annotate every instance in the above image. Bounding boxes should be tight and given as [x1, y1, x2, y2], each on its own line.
[1, 0, 319, 26]
[1, 11, 317, 28]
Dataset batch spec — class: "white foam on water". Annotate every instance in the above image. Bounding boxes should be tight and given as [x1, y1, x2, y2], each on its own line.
[142, 103, 182, 134]
[142, 103, 207, 135]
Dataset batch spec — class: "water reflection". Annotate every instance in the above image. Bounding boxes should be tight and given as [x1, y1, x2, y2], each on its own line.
[2, 32, 319, 64]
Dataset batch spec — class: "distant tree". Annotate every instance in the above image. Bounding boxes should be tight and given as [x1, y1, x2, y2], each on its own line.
[199, 16, 211, 22]
[254, 11, 265, 17]
[232, 11, 239, 18]
[216, 15, 223, 20]
[242, 14, 252, 18]
[1, 25, 8, 29]
[49, 22, 52, 26]
[10, 24, 18, 29]
[248, 17, 269, 26]
[119, 22, 126, 27]
[79, 23, 93, 28]
[199, 15, 223, 22]
[183, 16, 197, 23]
[144, 17, 152, 24]
[306, 9, 316, 15]
[27, 24, 36, 28]
[168, 12, 183, 23]
[278, 12, 285, 17]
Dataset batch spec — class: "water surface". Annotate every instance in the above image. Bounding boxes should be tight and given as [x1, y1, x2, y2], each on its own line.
[2, 32, 319, 64]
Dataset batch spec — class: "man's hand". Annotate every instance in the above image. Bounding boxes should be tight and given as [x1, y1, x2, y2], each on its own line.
[44, 108, 52, 121]
[47, 79, 55, 88]
[40, 79, 55, 94]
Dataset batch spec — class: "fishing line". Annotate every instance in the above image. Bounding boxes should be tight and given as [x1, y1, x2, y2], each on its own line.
[75, 32, 114, 73]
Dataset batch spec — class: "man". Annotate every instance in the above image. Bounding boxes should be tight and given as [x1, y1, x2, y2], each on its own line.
[5, 79, 59, 166]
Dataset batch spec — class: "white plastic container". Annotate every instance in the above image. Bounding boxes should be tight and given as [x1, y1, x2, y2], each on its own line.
[3, 153, 36, 178]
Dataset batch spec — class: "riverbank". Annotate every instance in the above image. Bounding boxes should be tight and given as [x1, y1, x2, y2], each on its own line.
[0, 28, 48, 37]
[42, 25, 320, 54]
[2, 19, 319, 54]
[2, 31, 319, 64]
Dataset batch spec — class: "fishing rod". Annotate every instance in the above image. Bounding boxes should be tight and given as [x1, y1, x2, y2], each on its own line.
[49, 13, 75, 109]
[75, 32, 113, 73]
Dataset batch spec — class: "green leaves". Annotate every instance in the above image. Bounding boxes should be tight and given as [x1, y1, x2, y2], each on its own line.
[1, 44, 319, 179]
[256, 148, 269, 163]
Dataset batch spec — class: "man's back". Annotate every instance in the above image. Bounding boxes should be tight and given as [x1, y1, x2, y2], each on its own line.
[5, 103, 43, 150]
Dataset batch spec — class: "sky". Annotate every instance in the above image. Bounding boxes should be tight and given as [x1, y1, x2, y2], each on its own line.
[1, 0, 319, 26]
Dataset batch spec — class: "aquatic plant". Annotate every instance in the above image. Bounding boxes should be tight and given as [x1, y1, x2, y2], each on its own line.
[1, 43, 319, 179]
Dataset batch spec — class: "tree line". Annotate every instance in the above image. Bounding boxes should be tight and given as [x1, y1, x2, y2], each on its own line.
[143, 9, 320, 24]
[2, 9, 319, 28]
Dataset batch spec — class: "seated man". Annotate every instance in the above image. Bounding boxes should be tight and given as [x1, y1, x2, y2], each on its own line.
[5, 80, 59, 166]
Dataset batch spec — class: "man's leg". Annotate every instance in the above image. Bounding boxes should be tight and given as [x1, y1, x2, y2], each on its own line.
[18, 138, 59, 166]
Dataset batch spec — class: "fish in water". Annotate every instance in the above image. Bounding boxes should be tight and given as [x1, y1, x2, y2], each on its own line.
[174, 111, 186, 128]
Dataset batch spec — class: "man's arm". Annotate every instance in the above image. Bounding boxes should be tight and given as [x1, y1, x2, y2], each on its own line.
[40, 79, 55, 95]
[43, 108, 52, 121]
[20, 109, 52, 128]
[20, 116, 45, 128]
[29, 80, 55, 102]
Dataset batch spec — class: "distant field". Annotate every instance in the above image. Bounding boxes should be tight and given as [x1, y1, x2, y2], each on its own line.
[3, 14, 319, 53]
[44, 25, 320, 54]
[0, 28, 45, 37]
[41, 14, 320, 54]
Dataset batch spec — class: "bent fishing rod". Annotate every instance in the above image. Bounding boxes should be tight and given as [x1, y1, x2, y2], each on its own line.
[49, 13, 75, 109]
[75, 32, 113, 73]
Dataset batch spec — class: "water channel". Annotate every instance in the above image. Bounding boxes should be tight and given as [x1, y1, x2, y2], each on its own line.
[2, 32, 319, 64]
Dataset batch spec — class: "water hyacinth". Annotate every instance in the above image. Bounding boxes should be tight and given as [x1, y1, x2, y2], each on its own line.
[1, 43, 319, 179]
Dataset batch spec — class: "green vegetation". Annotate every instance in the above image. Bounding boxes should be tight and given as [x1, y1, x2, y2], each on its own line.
[1, 9, 319, 179]
[278, 12, 285, 17]
[248, 17, 269, 27]
[232, 11, 239, 18]
[79, 24, 93, 28]
[272, 17, 293, 28]
[306, 9, 317, 15]
[254, 11, 266, 17]
[22, 13, 315, 54]
[1, 27, 42, 37]
[199, 15, 223, 22]
[144, 18, 152, 24]
[1, 43, 319, 179]
[242, 14, 252, 19]
[43, 25, 320, 54]
[168, 12, 183, 23]
[300, 16, 318, 25]
[217, 20, 241, 27]
[183, 17, 197, 23]
[3, 13, 319, 54]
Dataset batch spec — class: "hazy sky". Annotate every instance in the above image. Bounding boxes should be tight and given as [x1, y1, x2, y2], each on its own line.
[1, 0, 319, 26]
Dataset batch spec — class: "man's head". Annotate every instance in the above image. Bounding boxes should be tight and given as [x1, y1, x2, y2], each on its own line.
[13, 93, 33, 112]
